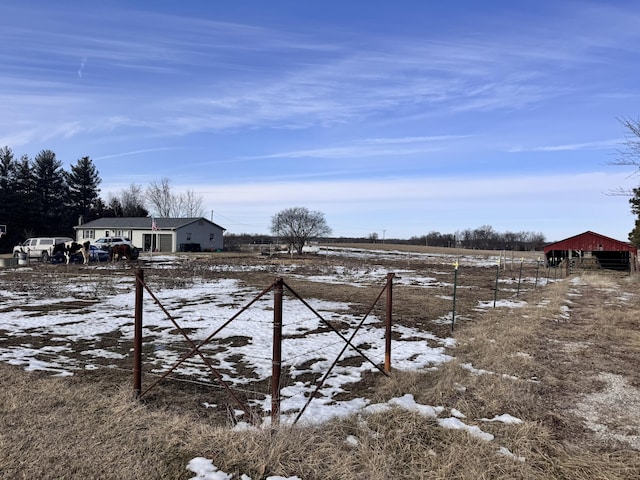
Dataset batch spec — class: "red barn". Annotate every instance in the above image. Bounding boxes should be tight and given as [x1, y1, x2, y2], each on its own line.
[543, 231, 638, 271]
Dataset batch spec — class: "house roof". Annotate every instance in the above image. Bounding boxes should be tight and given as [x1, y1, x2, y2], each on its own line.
[74, 217, 225, 231]
[543, 231, 637, 254]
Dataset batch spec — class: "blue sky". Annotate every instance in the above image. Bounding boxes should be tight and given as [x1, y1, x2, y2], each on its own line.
[2, 0, 640, 241]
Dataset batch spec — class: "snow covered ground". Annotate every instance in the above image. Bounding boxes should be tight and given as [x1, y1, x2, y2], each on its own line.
[0, 246, 545, 480]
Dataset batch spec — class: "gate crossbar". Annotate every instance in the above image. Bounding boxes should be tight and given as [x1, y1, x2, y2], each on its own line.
[134, 271, 395, 427]
[285, 274, 394, 424]
[282, 279, 389, 377]
[138, 275, 277, 424]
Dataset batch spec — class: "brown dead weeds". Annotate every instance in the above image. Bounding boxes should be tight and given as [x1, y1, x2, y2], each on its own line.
[1, 247, 640, 478]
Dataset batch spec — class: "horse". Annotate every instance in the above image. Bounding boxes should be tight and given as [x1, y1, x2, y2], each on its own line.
[109, 244, 139, 261]
[53, 241, 90, 265]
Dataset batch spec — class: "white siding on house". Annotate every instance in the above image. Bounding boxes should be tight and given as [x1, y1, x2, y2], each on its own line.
[74, 217, 225, 252]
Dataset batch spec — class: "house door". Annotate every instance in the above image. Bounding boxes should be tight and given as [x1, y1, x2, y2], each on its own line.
[143, 234, 152, 252]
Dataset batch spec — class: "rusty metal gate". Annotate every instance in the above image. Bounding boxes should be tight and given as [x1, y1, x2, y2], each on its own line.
[132, 269, 395, 425]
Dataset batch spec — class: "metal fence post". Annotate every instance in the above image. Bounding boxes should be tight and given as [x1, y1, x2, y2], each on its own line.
[516, 258, 524, 296]
[384, 273, 393, 373]
[271, 277, 284, 426]
[493, 261, 500, 308]
[133, 268, 144, 397]
[451, 262, 459, 332]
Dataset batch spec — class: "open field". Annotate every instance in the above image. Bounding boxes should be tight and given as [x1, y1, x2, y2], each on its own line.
[1, 244, 639, 479]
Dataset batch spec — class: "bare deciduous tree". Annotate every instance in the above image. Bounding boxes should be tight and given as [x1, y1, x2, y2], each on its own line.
[146, 178, 174, 217]
[608, 117, 640, 244]
[612, 117, 640, 167]
[607, 117, 640, 196]
[146, 177, 205, 217]
[107, 184, 148, 217]
[181, 189, 205, 217]
[271, 206, 331, 254]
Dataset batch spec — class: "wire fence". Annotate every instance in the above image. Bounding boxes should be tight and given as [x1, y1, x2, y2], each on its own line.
[129, 259, 565, 425]
[132, 269, 395, 426]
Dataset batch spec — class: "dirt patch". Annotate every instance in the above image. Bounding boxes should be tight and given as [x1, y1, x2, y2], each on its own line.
[534, 273, 640, 451]
[573, 372, 640, 449]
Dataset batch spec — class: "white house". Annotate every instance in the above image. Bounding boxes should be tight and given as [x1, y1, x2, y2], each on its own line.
[74, 217, 225, 252]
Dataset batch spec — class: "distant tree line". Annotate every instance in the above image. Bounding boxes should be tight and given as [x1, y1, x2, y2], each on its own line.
[409, 226, 546, 251]
[225, 224, 546, 252]
[0, 146, 204, 251]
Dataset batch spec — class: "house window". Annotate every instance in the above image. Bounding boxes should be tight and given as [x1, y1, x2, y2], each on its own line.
[83, 230, 95, 239]
[186, 233, 192, 241]
[209, 233, 215, 241]
[113, 230, 129, 238]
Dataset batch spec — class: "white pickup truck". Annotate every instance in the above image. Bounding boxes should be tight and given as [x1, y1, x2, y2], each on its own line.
[12, 237, 73, 262]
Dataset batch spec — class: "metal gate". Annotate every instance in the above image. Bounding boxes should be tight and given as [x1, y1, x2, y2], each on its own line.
[132, 270, 395, 426]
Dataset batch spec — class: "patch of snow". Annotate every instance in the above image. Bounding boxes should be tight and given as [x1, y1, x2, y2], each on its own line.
[480, 414, 523, 424]
[497, 447, 526, 462]
[451, 408, 466, 418]
[437, 417, 494, 441]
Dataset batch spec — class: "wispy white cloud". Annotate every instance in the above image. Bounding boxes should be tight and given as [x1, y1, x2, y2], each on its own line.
[94, 147, 176, 161]
[239, 135, 472, 161]
[508, 139, 622, 153]
[242, 145, 443, 161]
[191, 171, 630, 206]
[363, 135, 474, 144]
[2, 2, 637, 142]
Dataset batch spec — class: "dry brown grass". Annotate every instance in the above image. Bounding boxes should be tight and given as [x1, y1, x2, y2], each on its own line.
[2, 248, 640, 479]
[0, 365, 219, 479]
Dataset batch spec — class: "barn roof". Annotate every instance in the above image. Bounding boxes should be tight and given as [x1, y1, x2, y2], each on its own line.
[74, 217, 226, 232]
[543, 231, 637, 254]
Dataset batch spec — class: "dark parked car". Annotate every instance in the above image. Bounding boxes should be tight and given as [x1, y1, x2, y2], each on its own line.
[54, 244, 110, 264]
[88, 245, 110, 262]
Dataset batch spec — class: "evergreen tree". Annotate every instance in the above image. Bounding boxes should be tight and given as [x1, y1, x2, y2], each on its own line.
[628, 186, 640, 246]
[66, 156, 102, 223]
[32, 150, 68, 236]
[14, 155, 36, 239]
[91, 197, 109, 218]
[0, 147, 17, 245]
